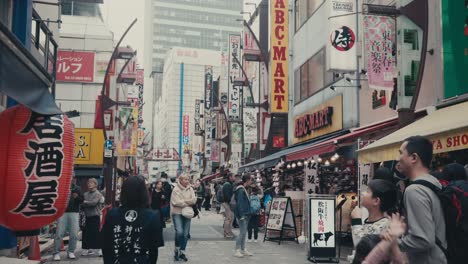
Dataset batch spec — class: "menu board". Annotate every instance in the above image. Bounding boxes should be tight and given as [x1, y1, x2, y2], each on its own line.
[308, 195, 337, 260]
[266, 197, 289, 231]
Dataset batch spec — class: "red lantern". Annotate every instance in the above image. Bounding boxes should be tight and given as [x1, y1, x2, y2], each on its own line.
[0, 105, 74, 232]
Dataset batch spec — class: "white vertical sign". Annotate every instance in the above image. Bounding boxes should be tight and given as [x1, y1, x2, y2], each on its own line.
[228, 34, 242, 121]
[327, 0, 358, 71]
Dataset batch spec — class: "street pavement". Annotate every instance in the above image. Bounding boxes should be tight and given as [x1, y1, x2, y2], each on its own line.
[41, 210, 352, 264]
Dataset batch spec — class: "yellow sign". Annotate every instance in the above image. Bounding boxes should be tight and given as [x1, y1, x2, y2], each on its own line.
[270, 0, 289, 113]
[74, 128, 104, 165]
[293, 95, 343, 144]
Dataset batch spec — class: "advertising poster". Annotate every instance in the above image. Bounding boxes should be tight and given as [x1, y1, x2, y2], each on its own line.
[309, 197, 336, 249]
[56, 50, 95, 82]
[364, 15, 396, 91]
[243, 108, 257, 143]
[231, 123, 242, 153]
[116, 107, 138, 156]
[270, 0, 289, 113]
[327, 0, 357, 71]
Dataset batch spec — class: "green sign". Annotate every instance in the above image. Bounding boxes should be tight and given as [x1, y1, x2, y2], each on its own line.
[442, 0, 468, 98]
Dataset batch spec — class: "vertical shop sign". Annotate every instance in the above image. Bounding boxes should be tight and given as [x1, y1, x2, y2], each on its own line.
[243, 108, 257, 143]
[205, 66, 213, 110]
[364, 16, 396, 91]
[56, 50, 95, 82]
[205, 115, 212, 157]
[270, 0, 289, 113]
[327, 0, 357, 71]
[228, 35, 242, 121]
[231, 123, 243, 153]
[194, 100, 202, 136]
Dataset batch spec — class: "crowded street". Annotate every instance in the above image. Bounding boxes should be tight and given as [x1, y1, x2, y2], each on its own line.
[1, 0, 467, 263]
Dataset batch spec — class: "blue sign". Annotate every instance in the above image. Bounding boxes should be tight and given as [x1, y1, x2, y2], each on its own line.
[182, 136, 189, 145]
[105, 140, 113, 150]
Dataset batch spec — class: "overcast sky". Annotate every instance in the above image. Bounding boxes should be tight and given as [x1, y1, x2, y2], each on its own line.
[101, 0, 145, 65]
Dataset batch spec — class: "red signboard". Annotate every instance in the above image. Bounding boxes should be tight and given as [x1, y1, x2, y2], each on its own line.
[183, 115, 189, 137]
[56, 50, 95, 83]
[273, 136, 285, 148]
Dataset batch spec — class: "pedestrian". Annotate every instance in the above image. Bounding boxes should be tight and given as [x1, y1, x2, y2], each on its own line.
[150, 180, 166, 227]
[352, 214, 407, 264]
[81, 178, 104, 257]
[441, 162, 468, 182]
[397, 136, 447, 264]
[222, 173, 236, 238]
[195, 179, 205, 211]
[160, 173, 173, 222]
[203, 182, 212, 211]
[247, 186, 261, 243]
[233, 175, 253, 258]
[101, 176, 164, 264]
[53, 178, 82, 261]
[171, 174, 197, 261]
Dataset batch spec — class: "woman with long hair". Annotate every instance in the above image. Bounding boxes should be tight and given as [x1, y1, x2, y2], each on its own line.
[170, 174, 197, 261]
[150, 180, 166, 227]
[101, 176, 164, 264]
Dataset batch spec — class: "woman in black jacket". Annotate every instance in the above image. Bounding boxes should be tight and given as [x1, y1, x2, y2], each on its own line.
[101, 176, 164, 264]
[150, 181, 166, 228]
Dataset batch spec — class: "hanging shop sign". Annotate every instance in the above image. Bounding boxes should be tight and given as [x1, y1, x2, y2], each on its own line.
[293, 95, 343, 144]
[308, 195, 337, 261]
[56, 50, 95, 83]
[228, 85, 242, 121]
[0, 105, 74, 231]
[327, 0, 357, 72]
[231, 123, 243, 153]
[228, 34, 242, 80]
[264, 197, 298, 244]
[116, 107, 138, 156]
[194, 99, 202, 136]
[183, 115, 189, 137]
[74, 128, 104, 165]
[270, 0, 289, 113]
[151, 148, 181, 161]
[205, 114, 212, 157]
[304, 158, 320, 194]
[205, 66, 213, 110]
[243, 108, 258, 144]
[364, 15, 396, 91]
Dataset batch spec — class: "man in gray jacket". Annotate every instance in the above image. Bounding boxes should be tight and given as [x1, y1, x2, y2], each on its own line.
[397, 136, 447, 264]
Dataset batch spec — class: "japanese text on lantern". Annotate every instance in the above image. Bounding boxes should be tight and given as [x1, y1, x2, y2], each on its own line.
[13, 114, 65, 217]
[270, 0, 289, 113]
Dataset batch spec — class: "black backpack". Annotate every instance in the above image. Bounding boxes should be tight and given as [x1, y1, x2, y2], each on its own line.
[411, 180, 468, 264]
[216, 186, 224, 203]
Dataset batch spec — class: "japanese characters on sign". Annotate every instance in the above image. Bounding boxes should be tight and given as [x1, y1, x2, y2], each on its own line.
[327, 0, 357, 71]
[270, 0, 289, 113]
[364, 16, 396, 91]
[205, 66, 213, 110]
[266, 197, 289, 231]
[228, 34, 242, 121]
[205, 113, 212, 157]
[304, 158, 320, 194]
[151, 148, 181, 161]
[56, 50, 95, 83]
[194, 100, 202, 136]
[310, 197, 336, 249]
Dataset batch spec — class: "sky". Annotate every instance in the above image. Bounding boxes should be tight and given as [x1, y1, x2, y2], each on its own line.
[101, 0, 146, 65]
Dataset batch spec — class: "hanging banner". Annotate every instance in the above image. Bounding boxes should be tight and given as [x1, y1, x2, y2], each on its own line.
[231, 123, 243, 153]
[304, 158, 320, 194]
[183, 115, 189, 137]
[194, 99, 202, 136]
[228, 85, 242, 121]
[364, 16, 396, 91]
[205, 66, 213, 110]
[327, 0, 357, 71]
[205, 114, 212, 157]
[243, 108, 257, 143]
[228, 34, 242, 81]
[116, 107, 138, 156]
[270, 0, 289, 113]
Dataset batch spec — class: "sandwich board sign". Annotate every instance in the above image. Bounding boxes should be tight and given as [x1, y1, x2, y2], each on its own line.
[264, 197, 298, 245]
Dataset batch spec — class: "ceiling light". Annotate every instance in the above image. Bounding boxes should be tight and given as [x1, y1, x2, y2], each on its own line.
[325, 160, 330, 166]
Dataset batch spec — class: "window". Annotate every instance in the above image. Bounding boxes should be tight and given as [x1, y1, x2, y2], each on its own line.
[294, 48, 334, 103]
[0, 0, 12, 29]
[295, 0, 324, 31]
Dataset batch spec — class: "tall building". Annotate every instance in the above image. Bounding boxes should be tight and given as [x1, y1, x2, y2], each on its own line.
[153, 48, 221, 178]
[145, 0, 243, 101]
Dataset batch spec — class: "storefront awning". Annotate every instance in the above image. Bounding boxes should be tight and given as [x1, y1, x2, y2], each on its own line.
[74, 168, 103, 178]
[286, 118, 400, 162]
[0, 22, 61, 115]
[358, 102, 468, 164]
[238, 130, 349, 173]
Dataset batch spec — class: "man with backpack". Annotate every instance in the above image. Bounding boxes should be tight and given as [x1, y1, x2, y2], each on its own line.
[397, 136, 447, 264]
[220, 173, 236, 238]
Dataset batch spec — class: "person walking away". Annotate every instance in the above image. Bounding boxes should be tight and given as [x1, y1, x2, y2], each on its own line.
[150, 181, 166, 228]
[233, 175, 253, 258]
[247, 187, 261, 242]
[81, 178, 104, 257]
[160, 173, 173, 222]
[53, 178, 82, 261]
[101, 176, 164, 264]
[195, 179, 205, 211]
[171, 174, 197, 261]
[397, 136, 446, 264]
[203, 182, 212, 211]
[222, 173, 236, 238]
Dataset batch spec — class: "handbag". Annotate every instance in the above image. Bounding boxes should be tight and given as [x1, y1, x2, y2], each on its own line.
[182, 206, 195, 219]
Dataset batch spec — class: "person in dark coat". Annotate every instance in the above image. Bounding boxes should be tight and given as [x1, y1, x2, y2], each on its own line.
[150, 181, 166, 227]
[233, 175, 253, 258]
[101, 176, 164, 264]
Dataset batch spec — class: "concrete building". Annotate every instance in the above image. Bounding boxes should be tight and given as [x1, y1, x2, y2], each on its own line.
[153, 47, 221, 178]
